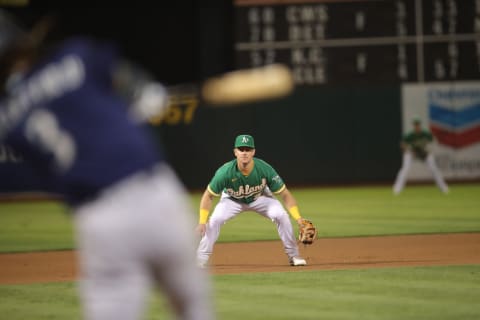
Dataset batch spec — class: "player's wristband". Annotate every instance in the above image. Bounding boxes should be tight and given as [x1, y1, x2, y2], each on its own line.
[199, 209, 209, 224]
[288, 206, 301, 220]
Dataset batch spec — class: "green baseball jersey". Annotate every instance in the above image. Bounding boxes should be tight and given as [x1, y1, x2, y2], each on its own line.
[207, 158, 285, 204]
[403, 130, 433, 159]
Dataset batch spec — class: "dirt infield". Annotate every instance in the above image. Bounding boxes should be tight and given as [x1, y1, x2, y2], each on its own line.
[1, 233, 479, 284]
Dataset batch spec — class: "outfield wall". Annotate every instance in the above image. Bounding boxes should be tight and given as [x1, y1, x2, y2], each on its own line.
[0, 86, 402, 192]
[153, 86, 402, 189]
[3, 83, 480, 193]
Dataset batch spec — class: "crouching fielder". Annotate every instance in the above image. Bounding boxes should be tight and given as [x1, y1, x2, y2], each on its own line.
[196, 134, 307, 267]
[393, 118, 449, 195]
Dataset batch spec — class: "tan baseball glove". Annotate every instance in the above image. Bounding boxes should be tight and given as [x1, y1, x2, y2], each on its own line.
[298, 219, 317, 245]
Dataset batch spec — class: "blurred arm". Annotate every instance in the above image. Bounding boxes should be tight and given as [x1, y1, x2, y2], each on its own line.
[112, 60, 169, 123]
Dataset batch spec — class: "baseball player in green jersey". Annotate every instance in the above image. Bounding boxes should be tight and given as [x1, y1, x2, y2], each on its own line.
[196, 134, 308, 267]
[393, 118, 449, 194]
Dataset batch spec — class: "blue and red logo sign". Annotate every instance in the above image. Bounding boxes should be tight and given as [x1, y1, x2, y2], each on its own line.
[428, 88, 480, 149]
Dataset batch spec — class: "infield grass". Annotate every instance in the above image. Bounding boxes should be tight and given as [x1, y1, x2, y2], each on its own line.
[1, 265, 479, 320]
[215, 183, 480, 242]
[0, 201, 73, 252]
[1, 184, 479, 320]
[0, 183, 479, 252]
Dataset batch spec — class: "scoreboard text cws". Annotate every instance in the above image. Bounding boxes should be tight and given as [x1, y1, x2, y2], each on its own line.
[234, 0, 480, 86]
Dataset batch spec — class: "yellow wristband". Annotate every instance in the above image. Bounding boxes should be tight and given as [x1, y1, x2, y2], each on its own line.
[288, 206, 301, 220]
[199, 209, 209, 224]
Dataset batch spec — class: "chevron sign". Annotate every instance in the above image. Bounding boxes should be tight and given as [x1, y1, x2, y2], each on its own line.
[428, 89, 480, 149]
[402, 82, 480, 180]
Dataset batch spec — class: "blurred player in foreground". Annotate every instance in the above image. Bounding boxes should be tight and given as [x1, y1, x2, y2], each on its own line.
[196, 134, 308, 267]
[0, 10, 213, 320]
[393, 117, 449, 195]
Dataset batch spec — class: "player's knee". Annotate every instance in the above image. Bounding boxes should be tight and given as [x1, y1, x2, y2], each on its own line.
[208, 215, 227, 227]
[269, 210, 288, 222]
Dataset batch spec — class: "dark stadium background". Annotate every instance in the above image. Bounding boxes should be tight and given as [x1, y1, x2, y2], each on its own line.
[2, 1, 479, 192]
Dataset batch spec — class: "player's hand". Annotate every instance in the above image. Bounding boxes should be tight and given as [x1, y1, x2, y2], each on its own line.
[196, 224, 206, 237]
[296, 218, 305, 225]
[400, 143, 410, 151]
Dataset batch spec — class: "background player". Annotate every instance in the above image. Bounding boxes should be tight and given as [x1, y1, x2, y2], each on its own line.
[393, 117, 449, 195]
[196, 134, 308, 267]
[0, 10, 213, 320]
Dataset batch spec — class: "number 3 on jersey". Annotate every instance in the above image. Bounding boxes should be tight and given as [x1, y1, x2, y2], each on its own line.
[25, 109, 76, 172]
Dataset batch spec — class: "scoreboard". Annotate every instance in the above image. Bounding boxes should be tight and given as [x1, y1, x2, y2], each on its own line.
[234, 0, 480, 85]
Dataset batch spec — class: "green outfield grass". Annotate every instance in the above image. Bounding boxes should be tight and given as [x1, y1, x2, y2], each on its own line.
[1, 184, 479, 320]
[1, 265, 479, 320]
[0, 201, 73, 253]
[1, 183, 479, 252]
[215, 183, 480, 242]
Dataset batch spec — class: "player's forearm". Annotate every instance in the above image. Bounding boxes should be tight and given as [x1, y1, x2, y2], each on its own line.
[280, 188, 302, 221]
[199, 189, 214, 224]
[113, 59, 168, 123]
[280, 188, 296, 208]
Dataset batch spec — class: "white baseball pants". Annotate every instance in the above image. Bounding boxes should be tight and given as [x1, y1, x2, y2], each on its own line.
[74, 164, 214, 320]
[197, 192, 300, 265]
[393, 152, 449, 194]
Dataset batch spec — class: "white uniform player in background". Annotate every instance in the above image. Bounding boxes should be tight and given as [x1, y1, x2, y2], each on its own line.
[0, 10, 214, 320]
[393, 118, 449, 195]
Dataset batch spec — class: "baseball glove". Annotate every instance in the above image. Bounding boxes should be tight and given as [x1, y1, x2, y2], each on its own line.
[413, 147, 428, 160]
[298, 219, 317, 245]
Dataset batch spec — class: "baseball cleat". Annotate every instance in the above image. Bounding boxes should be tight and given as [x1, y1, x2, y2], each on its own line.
[289, 257, 307, 266]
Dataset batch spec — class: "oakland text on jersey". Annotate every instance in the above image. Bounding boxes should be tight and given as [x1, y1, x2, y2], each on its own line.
[412, 137, 429, 148]
[0, 55, 85, 138]
[226, 178, 267, 200]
